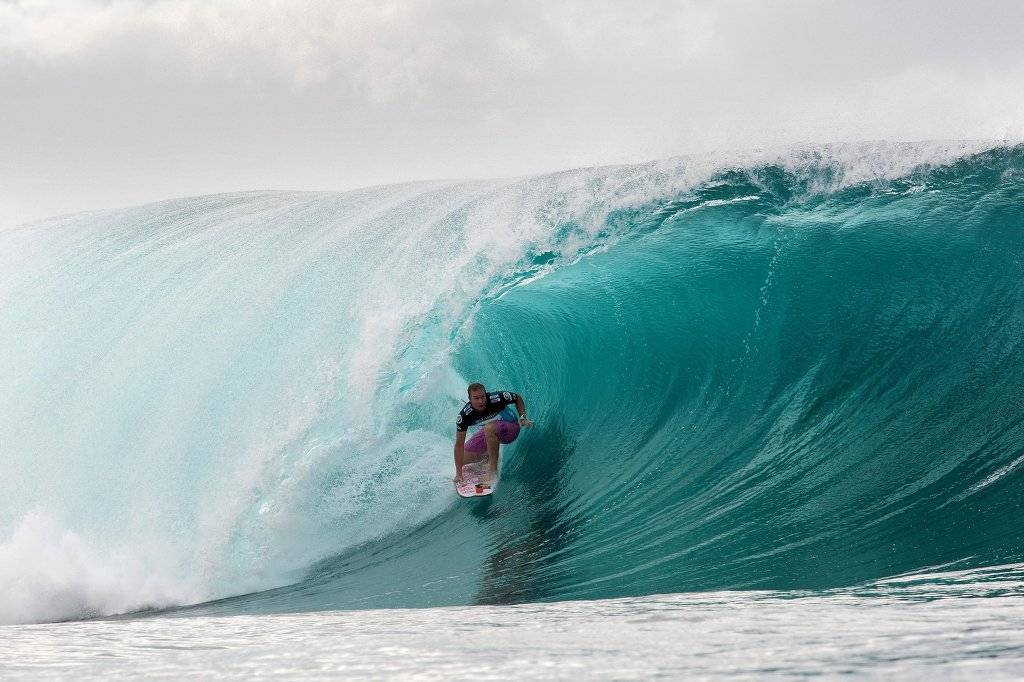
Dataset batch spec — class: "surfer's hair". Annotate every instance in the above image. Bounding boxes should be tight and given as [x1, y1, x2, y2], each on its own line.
[467, 382, 486, 397]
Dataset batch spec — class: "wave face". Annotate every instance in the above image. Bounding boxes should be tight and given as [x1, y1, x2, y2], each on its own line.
[2, 142, 1023, 623]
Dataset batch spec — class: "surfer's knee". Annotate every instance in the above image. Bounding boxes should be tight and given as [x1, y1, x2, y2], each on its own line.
[484, 422, 498, 439]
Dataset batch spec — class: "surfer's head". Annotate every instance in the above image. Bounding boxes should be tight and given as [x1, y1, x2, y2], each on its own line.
[468, 383, 487, 411]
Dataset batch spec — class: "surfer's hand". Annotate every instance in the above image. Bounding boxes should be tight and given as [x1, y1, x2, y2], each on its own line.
[519, 416, 534, 428]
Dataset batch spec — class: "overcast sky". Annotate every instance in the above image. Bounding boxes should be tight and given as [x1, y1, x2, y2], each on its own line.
[2, 0, 1023, 226]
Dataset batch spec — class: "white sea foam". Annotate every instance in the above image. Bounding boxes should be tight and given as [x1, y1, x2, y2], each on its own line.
[4, 570, 1024, 679]
[0, 512, 198, 625]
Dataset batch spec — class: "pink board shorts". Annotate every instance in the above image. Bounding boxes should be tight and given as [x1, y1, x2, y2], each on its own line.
[464, 419, 521, 455]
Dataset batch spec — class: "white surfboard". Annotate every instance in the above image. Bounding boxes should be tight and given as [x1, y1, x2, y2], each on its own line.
[455, 461, 497, 498]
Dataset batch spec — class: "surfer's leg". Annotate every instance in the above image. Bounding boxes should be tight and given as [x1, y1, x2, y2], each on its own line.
[481, 421, 520, 482]
[483, 422, 500, 481]
[463, 430, 488, 461]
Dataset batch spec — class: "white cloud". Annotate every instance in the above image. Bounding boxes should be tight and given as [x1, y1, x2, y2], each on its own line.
[0, 1, 1022, 226]
[0, 0, 718, 97]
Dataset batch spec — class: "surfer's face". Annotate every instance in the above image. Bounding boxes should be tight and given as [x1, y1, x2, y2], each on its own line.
[469, 390, 488, 412]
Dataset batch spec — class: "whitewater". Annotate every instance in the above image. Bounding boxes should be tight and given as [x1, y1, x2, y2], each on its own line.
[2, 141, 1024, 677]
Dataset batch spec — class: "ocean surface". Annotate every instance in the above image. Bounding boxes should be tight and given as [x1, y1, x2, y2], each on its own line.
[2, 141, 1023, 677]
[6, 566, 1024, 680]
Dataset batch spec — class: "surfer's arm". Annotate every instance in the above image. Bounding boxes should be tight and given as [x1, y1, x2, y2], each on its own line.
[514, 395, 533, 427]
[454, 430, 467, 480]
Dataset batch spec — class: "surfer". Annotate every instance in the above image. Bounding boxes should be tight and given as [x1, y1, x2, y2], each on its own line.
[454, 383, 533, 484]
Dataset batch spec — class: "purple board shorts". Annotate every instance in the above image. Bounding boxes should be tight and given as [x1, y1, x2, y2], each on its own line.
[464, 419, 521, 455]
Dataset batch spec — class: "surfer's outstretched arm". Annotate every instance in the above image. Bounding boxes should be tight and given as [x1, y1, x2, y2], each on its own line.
[453, 430, 467, 481]
[514, 395, 533, 426]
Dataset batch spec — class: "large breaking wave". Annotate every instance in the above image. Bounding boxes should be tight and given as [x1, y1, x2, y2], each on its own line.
[2, 141, 1023, 623]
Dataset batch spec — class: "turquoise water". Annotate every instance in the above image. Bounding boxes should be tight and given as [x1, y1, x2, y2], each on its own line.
[1, 142, 1023, 627]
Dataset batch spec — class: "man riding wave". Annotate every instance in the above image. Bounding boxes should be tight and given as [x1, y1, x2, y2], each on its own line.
[454, 383, 533, 485]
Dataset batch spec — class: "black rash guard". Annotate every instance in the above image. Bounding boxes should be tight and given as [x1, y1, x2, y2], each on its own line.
[456, 391, 520, 432]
